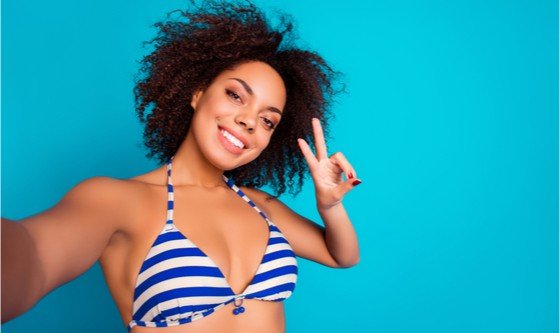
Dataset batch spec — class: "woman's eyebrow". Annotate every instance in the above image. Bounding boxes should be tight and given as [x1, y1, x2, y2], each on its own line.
[229, 78, 254, 95]
[228, 77, 283, 115]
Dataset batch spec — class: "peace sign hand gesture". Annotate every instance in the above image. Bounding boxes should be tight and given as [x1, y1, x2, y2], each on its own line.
[297, 118, 362, 211]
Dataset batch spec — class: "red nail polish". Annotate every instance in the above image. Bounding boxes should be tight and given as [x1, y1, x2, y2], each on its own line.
[352, 179, 362, 186]
[348, 173, 354, 179]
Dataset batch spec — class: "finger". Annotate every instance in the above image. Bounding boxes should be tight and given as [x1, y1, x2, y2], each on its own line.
[297, 138, 319, 170]
[329, 152, 357, 180]
[312, 118, 328, 160]
[337, 177, 362, 197]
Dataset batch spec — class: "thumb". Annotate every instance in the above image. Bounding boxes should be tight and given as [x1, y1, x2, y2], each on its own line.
[339, 178, 362, 196]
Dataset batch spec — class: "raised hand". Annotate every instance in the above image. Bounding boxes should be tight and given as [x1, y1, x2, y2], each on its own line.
[297, 118, 361, 210]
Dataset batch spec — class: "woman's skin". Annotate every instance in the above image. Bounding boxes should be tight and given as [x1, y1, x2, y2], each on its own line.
[1, 61, 360, 332]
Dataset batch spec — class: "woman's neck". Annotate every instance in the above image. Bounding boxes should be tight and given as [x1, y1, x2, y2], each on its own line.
[169, 132, 228, 189]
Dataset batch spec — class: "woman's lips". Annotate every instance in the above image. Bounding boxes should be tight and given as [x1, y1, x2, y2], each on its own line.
[218, 125, 249, 148]
[217, 127, 244, 155]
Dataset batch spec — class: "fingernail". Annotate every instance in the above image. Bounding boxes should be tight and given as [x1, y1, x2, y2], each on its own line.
[352, 179, 362, 186]
[348, 172, 354, 179]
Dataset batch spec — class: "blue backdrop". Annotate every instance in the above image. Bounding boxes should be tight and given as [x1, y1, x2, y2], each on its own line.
[2, 0, 558, 332]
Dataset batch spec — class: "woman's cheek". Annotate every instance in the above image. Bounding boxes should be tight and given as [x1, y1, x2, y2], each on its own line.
[259, 136, 273, 151]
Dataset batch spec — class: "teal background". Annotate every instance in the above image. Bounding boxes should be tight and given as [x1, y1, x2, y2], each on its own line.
[2, 0, 558, 332]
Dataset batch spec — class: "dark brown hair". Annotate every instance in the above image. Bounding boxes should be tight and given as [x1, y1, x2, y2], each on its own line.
[134, 0, 343, 197]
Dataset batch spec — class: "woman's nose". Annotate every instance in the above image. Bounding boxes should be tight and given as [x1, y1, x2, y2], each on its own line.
[235, 112, 256, 133]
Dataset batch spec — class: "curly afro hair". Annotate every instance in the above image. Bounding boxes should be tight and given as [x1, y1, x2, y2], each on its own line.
[134, 0, 343, 198]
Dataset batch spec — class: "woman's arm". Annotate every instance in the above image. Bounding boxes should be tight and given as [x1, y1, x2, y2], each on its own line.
[243, 117, 361, 268]
[1, 218, 45, 321]
[242, 187, 359, 268]
[318, 202, 360, 267]
[1, 177, 124, 322]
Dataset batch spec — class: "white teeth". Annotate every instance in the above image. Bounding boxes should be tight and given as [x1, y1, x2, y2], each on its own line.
[220, 130, 245, 149]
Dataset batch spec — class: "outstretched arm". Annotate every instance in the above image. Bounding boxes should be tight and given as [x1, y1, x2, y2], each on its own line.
[1, 177, 124, 322]
[2, 218, 45, 321]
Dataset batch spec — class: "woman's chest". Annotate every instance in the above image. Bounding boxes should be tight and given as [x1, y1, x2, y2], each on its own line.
[100, 185, 273, 326]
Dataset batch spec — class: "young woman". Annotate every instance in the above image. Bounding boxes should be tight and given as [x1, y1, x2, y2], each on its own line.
[2, 1, 361, 332]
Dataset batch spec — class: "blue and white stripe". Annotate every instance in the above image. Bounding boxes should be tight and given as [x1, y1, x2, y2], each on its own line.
[127, 156, 298, 331]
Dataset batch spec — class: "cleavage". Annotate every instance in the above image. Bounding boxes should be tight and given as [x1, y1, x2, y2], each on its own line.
[171, 188, 270, 294]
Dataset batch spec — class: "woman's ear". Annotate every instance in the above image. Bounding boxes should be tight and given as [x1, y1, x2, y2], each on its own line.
[190, 89, 203, 109]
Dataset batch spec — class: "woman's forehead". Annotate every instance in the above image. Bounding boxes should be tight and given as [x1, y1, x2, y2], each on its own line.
[218, 61, 282, 82]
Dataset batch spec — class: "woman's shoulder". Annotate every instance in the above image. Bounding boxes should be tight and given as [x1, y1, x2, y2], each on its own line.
[239, 186, 276, 201]
[71, 175, 150, 199]
[69, 165, 167, 216]
[238, 186, 283, 220]
[63, 177, 142, 226]
[64, 168, 167, 237]
[78, 164, 167, 192]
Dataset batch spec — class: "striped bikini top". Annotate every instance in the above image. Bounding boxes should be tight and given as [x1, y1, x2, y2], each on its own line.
[127, 156, 298, 331]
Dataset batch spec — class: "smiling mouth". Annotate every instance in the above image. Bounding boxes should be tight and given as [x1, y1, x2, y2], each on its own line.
[220, 129, 245, 149]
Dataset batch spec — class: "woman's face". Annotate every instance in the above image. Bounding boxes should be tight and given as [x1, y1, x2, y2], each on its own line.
[188, 61, 287, 171]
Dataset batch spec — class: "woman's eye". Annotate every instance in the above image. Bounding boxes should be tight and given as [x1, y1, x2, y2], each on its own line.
[226, 89, 242, 102]
[263, 118, 276, 129]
